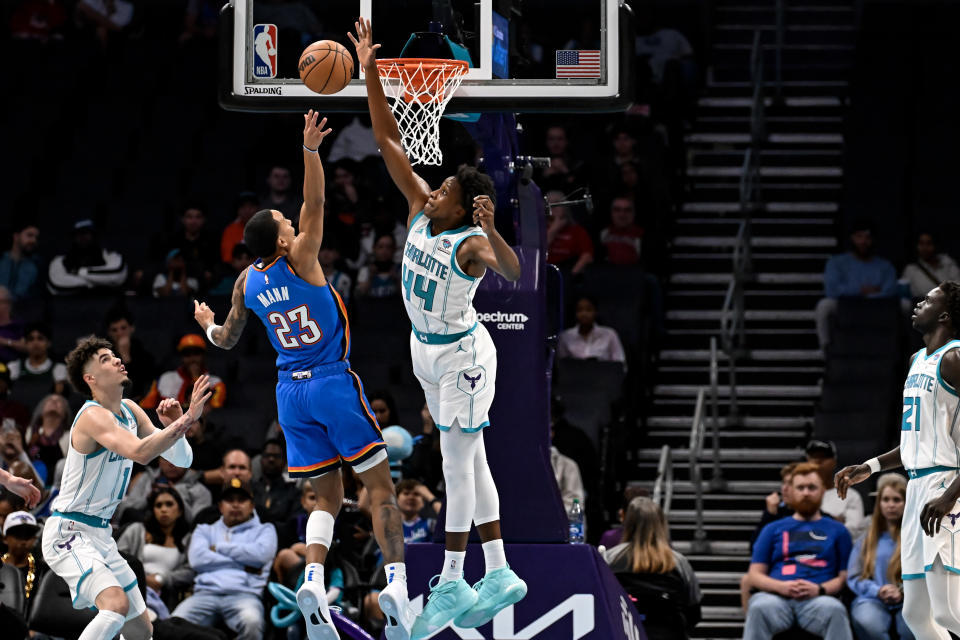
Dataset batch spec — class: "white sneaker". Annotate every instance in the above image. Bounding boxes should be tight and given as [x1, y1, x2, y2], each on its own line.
[297, 580, 340, 640]
[379, 579, 414, 640]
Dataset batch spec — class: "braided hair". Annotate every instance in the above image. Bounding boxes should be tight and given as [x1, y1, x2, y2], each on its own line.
[941, 281, 960, 337]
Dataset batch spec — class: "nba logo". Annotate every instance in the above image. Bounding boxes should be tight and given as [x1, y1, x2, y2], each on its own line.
[253, 24, 278, 78]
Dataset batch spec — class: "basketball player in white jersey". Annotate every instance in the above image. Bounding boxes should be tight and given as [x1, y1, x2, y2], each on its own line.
[350, 18, 527, 638]
[42, 336, 211, 640]
[836, 281, 960, 638]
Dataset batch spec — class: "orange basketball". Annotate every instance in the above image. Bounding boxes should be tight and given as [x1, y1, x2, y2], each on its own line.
[298, 41, 354, 95]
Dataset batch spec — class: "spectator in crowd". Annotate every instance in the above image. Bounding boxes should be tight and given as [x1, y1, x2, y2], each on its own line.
[368, 390, 400, 428]
[141, 333, 226, 414]
[153, 248, 199, 298]
[743, 462, 853, 640]
[353, 205, 406, 270]
[355, 234, 401, 298]
[7, 323, 68, 412]
[117, 487, 195, 616]
[274, 481, 318, 576]
[815, 220, 898, 352]
[260, 165, 302, 223]
[597, 487, 648, 550]
[538, 125, 583, 191]
[10, 0, 67, 43]
[546, 191, 594, 276]
[171, 478, 278, 640]
[603, 497, 701, 640]
[847, 473, 912, 640]
[0, 492, 20, 531]
[119, 457, 212, 524]
[557, 296, 627, 366]
[252, 438, 298, 525]
[210, 242, 256, 296]
[601, 196, 644, 266]
[750, 462, 800, 550]
[550, 442, 585, 513]
[806, 440, 865, 539]
[47, 219, 128, 294]
[402, 403, 443, 494]
[0, 220, 41, 300]
[634, 13, 694, 86]
[1, 510, 48, 619]
[104, 307, 157, 402]
[76, 0, 135, 46]
[200, 448, 253, 508]
[0, 364, 30, 432]
[186, 416, 225, 475]
[611, 127, 641, 168]
[24, 393, 70, 480]
[901, 232, 960, 300]
[319, 239, 352, 305]
[328, 116, 380, 164]
[221, 192, 261, 264]
[326, 160, 368, 229]
[164, 205, 220, 290]
[0, 287, 26, 366]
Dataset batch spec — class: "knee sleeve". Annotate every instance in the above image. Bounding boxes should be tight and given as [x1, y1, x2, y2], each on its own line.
[472, 436, 500, 525]
[306, 509, 335, 548]
[440, 429, 481, 533]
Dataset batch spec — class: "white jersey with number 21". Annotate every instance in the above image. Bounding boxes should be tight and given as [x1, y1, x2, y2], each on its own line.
[901, 340, 960, 471]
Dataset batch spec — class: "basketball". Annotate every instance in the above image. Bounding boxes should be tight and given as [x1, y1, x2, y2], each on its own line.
[298, 40, 354, 95]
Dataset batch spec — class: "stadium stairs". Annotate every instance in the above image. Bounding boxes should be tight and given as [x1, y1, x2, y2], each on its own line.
[636, 1, 855, 637]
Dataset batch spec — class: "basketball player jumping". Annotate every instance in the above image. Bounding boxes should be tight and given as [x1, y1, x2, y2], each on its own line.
[836, 282, 960, 638]
[350, 18, 528, 638]
[42, 337, 210, 640]
[194, 111, 413, 640]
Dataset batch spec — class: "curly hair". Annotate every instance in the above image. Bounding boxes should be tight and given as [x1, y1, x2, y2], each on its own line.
[455, 165, 496, 225]
[940, 281, 960, 337]
[65, 335, 114, 397]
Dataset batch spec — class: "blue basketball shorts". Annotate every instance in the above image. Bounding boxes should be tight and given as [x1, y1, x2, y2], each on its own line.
[275, 360, 386, 478]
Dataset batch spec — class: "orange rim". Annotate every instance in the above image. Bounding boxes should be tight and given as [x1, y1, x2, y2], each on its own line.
[376, 58, 468, 104]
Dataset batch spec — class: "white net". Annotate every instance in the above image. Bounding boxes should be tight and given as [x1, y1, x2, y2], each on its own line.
[376, 59, 468, 166]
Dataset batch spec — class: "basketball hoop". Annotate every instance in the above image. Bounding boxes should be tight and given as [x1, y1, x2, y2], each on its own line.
[375, 58, 469, 166]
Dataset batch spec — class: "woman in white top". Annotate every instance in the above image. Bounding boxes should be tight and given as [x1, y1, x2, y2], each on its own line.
[901, 232, 960, 299]
[117, 486, 193, 616]
[557, 296, 626, 366]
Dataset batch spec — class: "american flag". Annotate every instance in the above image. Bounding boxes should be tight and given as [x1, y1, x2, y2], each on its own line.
[555, 50, 601, 78]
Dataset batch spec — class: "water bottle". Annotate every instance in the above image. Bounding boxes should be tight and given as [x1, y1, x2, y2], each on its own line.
[568, 499, 584, 543]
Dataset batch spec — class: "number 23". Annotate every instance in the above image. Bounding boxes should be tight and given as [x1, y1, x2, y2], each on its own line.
[268, 305, 322, 349]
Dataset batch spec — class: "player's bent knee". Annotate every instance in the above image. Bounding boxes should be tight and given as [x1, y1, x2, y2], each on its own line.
[95, 586, 130, 617]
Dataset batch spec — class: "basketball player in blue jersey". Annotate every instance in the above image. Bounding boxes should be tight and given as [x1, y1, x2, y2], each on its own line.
[42, 336, 210, 640]
[350, 18, 527, 638]
[836, 281, 960, 638]
[193, 111, 413, 640]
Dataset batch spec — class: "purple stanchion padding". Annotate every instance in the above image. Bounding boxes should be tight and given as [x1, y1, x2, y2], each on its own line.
[331, 609, 377, 640]
[397, 542, 646, 640]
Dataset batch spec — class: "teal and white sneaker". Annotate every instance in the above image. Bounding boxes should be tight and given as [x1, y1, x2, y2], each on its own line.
[410, 576, 478, 640]
[454, 566, 528, 628]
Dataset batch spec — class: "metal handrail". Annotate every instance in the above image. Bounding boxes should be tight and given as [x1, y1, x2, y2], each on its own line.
[688, 388, 710, 553]
[653, 445, 674, 515]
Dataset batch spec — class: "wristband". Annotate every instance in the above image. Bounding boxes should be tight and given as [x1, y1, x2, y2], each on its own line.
[205, 324, 221, 345]
[865, 457, 881, 474]
[303, 144, 318, 153]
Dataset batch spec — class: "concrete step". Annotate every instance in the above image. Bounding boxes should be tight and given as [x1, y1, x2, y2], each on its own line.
[697, 96, 843, 108]
[687, 166, 842, 178]
[646, 415, 811, 429]
[647, 429, 807, 440]
[670, 272, 824, 285]
[701, 605, 746, 622]
[681, 201, 837, 214]
[666, 310, 816, 321]
[673, 540, 750, 555]
[654, 383, 819, 399]
[675, 217, 833, 227]
[636, 479, 782, 494]
[637, 447, 805, 461]
[672, 236, 837, 248]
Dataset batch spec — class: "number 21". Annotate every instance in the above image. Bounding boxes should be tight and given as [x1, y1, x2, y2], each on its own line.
[902, 397, 921, 432]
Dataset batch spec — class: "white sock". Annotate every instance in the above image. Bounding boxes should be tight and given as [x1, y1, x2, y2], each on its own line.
[482, 539, 507, 573]
[384, 562, 407, 585]
[305, 562, 324, 585]
[79, 609, 125, 640]
[440, 550, 466, 583]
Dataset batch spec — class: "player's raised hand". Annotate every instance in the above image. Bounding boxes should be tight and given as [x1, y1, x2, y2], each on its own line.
[303, 109, 333, 150]
[194, 299, 214, 329]
[834, 463, 870, 500]
[156, 397, 183, 427]
[473, 195, 495, 233]
[347, 17, 381, 68]
[181, 374, 213, 430]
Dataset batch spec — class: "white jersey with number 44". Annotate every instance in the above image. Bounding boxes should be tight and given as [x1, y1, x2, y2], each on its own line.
[901, 340, 960, 471]
[401, 212, 487, 336]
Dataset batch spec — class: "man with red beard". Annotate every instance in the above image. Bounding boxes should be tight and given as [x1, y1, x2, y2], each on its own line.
[743, 462, 854, 640]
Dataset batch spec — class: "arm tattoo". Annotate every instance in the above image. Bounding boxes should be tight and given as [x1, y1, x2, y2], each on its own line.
[212, 271, 250, 350]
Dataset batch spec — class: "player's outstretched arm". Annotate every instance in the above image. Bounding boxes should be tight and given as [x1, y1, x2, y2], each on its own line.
[293, 110, 333, 265]
[460, 195, 521, 281]
[834, 446, 902, 500]
[195, 271, 250, 349]
[78, 377, 211, 465]
[349, 17, 431, 223]
[0, 467, 41, 508]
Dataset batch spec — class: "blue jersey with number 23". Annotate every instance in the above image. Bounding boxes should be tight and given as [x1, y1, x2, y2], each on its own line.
[244, 256, 350, 372]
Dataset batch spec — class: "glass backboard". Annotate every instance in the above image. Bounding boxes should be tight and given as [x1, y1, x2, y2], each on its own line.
[219, 0, 634, 113]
